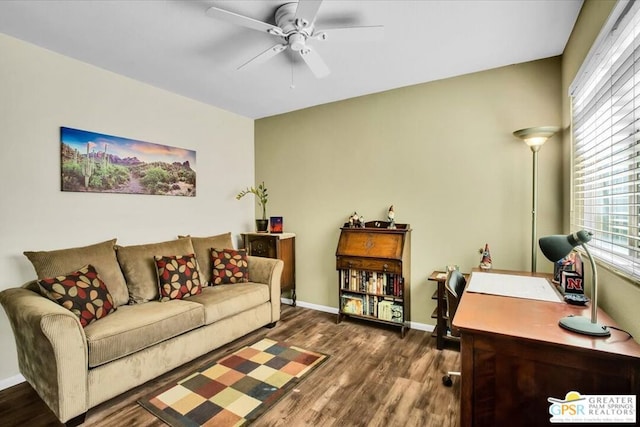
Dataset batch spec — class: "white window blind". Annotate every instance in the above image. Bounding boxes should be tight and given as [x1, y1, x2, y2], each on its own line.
[570, 0, 640, 281]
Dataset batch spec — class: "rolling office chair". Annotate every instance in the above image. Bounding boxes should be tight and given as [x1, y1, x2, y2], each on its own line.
[441, 269, 467, 387]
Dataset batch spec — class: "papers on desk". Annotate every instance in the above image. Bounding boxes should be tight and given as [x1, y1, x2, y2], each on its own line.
[466, 272, 563, 303]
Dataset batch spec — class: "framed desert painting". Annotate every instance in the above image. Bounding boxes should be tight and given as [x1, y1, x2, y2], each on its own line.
[60, 127, 196, 197]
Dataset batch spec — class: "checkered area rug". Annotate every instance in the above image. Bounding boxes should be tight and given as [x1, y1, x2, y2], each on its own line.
[138, 338, 329, 426]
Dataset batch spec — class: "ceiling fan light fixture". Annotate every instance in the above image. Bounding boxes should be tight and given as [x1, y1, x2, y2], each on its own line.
[289, 33, 306, 51]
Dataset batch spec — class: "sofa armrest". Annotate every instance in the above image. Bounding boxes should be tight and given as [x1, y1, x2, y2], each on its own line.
[247, 256, 283, 322]
[0, 286, 88, 423]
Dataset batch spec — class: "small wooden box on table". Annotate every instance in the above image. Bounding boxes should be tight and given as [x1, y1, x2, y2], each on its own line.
[335, 221, 411, 338]
[241, 232, 296, 305]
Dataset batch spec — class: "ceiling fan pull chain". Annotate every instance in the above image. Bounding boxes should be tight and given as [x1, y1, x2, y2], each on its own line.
[290, 50, 296, 90]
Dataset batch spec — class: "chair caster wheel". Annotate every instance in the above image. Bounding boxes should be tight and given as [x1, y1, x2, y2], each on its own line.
[442, 375, 453, 387]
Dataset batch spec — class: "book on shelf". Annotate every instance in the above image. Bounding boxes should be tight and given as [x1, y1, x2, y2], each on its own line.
[377, 299, 394, 321]
[341, 294, 364, 315]
[339, 268, 404, 297]
[390, 303, 403, 323]
[339, 289, 404, 322]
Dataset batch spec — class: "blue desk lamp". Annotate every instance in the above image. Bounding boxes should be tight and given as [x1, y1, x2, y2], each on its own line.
[539, 230, 610, 337]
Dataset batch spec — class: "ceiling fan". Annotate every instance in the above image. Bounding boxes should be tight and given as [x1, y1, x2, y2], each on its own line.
[205, 0, 384, 78]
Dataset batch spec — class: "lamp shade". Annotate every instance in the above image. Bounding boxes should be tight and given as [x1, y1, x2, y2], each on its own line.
[539, 230, 592, 262]
[513, 126, 560, 152]
[538, 230, 609, 337]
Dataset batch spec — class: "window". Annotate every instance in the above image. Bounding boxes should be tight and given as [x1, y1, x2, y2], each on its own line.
[570, 0, 640, 280]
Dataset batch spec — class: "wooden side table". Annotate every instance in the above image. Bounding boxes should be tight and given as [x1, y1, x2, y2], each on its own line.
[428, 271, 451, 349]
[241, 232, 296, 305]
[428, 270, 468, 350]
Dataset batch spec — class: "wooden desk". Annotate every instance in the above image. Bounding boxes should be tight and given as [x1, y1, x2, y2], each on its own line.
[453, 269, 640, 427]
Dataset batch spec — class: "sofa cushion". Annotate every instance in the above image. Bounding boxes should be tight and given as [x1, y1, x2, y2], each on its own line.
[116, 238, 196, 303]
[38, 264, 117, 327]
[24, 238, 129, 307]
[154, 254, 202, 301]
[211, 248, 249, 285]
[83, 299, 204, 367]
[178, 233, 234, 285]
[186, 282, 270, 325]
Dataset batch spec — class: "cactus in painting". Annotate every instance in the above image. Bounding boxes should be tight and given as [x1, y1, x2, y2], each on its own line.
[83, 142, 94, 188]
[103, 143, 109, 168]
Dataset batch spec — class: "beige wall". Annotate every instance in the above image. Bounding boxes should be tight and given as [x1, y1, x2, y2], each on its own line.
[0, 33, 255, 383]
[256, 57, 563, 325]
[562, 0, 640, 340]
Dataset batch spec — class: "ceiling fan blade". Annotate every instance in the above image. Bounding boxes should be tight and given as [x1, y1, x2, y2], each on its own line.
[299, 47, 330, 78]
[206, 6, 284, 36]
[315, 26, 385, 43]
[295, 0, 323, 27]
[238, 43, 288, 70]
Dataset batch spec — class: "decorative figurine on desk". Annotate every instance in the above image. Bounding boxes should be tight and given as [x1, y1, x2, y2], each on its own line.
[479, 243, 492, 270]
[553, 251, 583, 284]
[387, 205, 396, 229]
[348, 212, 365, 228]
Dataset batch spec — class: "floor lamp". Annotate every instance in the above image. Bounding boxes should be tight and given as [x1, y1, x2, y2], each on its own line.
[539, 230, 610, 337]
[513, 126, 560, 272]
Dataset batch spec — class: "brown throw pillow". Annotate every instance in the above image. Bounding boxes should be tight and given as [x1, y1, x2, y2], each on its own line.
[178, 233, 234, 285]
[24, 238, 129, 307]
[116, 238, 196, 303]
[154, 254, 202, 301]
[211, 248, 249, 285]
[38, 264, 117, 327]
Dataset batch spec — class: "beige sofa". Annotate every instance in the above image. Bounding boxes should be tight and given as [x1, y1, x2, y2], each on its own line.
[0, 233, 283, 426]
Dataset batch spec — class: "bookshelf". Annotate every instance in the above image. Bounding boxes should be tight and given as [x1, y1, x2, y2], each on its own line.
[335, 221, 411, 337]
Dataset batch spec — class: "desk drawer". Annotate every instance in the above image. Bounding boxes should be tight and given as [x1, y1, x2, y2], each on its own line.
[336, 257, 402, 274]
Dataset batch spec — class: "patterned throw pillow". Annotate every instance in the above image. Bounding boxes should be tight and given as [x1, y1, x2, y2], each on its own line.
[154, 254, 202, 301]
[211, 248, 249, 285]
[38, 264, 116, 328]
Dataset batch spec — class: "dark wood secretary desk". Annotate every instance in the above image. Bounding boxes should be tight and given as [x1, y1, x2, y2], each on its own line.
[453, 269, 640, 427]
[335, 222, 411, 338]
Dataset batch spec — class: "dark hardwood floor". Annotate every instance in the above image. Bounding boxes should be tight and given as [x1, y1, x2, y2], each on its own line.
[0, 306, 461, 427]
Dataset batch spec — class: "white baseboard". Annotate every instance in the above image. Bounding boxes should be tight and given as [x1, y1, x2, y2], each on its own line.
[410, 321, 435, 332]
[0, 374, 25, 391]
[280, 297, 294, 306]
[290, 299, 339, 314]
[281, 298, 434, 332]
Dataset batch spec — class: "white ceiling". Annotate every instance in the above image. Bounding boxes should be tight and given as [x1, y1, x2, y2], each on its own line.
[0, 0, 583, 119]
